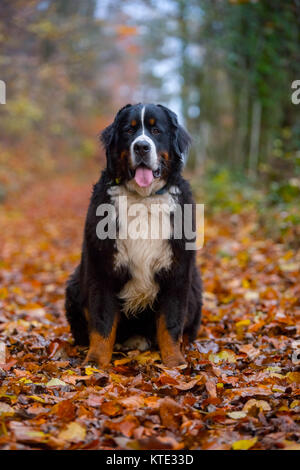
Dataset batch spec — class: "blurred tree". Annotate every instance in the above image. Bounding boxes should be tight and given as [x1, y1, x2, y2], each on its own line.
[0, 0, 299, 192]
[119, 0, 300, 181]
[214, 0, 300, 179]
[0, 0, 139, 189]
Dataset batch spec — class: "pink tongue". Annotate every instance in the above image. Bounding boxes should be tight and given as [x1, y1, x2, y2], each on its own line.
[134, 167, 154, 187]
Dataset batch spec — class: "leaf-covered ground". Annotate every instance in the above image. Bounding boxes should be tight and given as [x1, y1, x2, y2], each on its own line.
[0, 176, 299, 450]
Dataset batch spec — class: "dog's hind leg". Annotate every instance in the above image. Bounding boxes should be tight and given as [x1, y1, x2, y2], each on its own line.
[65, 265, 89, 346]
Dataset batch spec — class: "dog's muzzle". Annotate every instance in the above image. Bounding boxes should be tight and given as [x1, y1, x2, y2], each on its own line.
[129, 134, 160, 187]
[133, 140, 151, 161]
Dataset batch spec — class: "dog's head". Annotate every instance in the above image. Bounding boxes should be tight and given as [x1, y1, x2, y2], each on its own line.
[101, 103, 191, 195]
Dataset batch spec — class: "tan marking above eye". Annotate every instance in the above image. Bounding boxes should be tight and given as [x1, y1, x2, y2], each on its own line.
[149, 118, 155, 125]
[131, 120, 137, 127]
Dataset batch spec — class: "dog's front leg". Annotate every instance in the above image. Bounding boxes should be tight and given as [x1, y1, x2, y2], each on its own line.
[156, 313, 186, 367]
[84, 282, 119, 368]
[156, 265, 191, 367]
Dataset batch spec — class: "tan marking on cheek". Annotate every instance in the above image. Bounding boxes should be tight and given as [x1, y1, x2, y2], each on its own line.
[131, 120, 136, 127]
[149, 118, 155, 126]
[161, 151, 169, 161]
[120, 150, 128, 159]
[84, 315, 119, 368]
[156, 315, 185, 367]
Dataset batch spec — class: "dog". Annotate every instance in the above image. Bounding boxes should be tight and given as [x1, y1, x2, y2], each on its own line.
[65, 103, 202, 367]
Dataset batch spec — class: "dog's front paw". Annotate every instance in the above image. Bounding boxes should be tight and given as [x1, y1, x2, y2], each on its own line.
[83, 351, 111, 369]
[161, 350, 186, 368]
[83, 331, 114, 368]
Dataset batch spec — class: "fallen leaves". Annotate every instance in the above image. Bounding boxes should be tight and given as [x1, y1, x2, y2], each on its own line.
[242, 399, 271, 415]
[0, 342, 6, 364]
[205, 379, 217, 400]
[159, 398, 182, 430]
[238, 344, 260, 360]
[0, 403, 14, 416]
[286, 372, 300, 384]
[209, 350, 237, 364]
[227, 411, 247, 419]
[105, 415, 140, 438]
[0, 177, 299, 450]
[46, 378, 67, 387]
[50, 400, 76, 421]
[58, 422, 86, 443]
[9, 421, 64, 449]
[232, 437, 258, 450]
[101, 401, 123, 417]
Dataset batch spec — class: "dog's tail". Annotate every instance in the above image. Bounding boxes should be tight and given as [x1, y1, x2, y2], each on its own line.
[65, 265, 89, 346]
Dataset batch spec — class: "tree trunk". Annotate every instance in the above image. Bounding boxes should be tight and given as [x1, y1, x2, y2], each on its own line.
[248, 99, 262, 178]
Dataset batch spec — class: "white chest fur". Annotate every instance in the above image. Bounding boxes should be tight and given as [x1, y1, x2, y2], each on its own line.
[108, 184, 179, 316]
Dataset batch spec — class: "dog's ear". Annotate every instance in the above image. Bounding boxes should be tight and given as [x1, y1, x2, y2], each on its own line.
[100, 122, 115, 175]
[100, 103, 133, 148]
[157, 104, 191, 170]
[100, 122, 115, 150]
[100, 104, 132, 175]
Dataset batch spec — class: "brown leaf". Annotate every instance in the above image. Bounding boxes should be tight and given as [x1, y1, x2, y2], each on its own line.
[119, 395, 145, 409]
[239, 343, 260, 360]
[9, 421, 62, 448]
[105, 415, 139, 438]
[101, 400, 122, 416]
[50, 400, 76, 422]
[205, 379, 217, 399]
[135, 436, 183, 450]
[159, 397, 182, 431]
[87, 393, 104, 407]
[58, 421, 86, 443]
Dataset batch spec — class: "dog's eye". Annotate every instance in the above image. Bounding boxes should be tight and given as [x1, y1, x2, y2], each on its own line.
[151, 128, 160, 135]
[126, 128, 135, 135]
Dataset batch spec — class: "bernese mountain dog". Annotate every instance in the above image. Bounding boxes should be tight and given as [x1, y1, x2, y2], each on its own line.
[65, 103, 202, 368]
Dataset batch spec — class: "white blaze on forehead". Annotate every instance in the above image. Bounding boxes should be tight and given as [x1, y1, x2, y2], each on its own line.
[130, 104, 159, 170]
[141, 105, 146, 134]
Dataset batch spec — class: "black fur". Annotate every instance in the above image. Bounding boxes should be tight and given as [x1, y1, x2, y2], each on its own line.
[65, 103, 202, 364]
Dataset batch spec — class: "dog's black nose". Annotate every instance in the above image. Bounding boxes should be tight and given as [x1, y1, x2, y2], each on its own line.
[134, 141, 150, 157]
